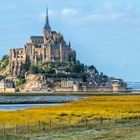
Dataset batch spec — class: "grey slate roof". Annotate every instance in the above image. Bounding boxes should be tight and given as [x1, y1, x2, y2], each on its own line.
[30, 36, 43, 39]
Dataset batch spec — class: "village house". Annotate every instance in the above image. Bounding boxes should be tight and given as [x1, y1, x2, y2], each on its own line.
[61, 78, 83, 88]
[0, 79, 15, 93]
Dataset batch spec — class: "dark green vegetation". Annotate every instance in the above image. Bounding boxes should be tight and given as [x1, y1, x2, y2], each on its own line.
[0, 54, 126, 88]
[15, 59, 101, 86]
[0, 75, 4, 81]
[16, 76, 26, 86]
[12, 55, 99, 80]
[0, 55, 9, 71]
[30, 61, 92, 76]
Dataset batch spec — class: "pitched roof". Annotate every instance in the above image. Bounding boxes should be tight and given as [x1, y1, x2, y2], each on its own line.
[30, 36, 43, 39]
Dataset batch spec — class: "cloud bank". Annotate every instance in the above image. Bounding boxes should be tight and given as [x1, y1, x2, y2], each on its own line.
[39, 1, 136, 26]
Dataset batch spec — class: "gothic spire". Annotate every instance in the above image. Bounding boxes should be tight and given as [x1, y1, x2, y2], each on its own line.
[44, 7, 51, 31]
[46, 7, 49, 24]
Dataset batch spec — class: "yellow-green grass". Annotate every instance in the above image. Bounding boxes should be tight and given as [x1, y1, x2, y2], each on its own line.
[0, 95, 140, 126]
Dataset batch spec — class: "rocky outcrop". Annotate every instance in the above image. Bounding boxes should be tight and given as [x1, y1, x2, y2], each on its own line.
[20, 74, 44, 91]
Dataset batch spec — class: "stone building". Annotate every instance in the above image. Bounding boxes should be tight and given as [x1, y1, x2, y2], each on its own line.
[0, 79, 15, 93]
[9, 8, 76, 76]
[0, 80, 4, 90]
[61, 78, 83, 88]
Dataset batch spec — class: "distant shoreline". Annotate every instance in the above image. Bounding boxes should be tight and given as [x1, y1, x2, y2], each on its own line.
[0, 91, 139, 96]
[0, 91, 140, 105]
[0, 101, 65, 105]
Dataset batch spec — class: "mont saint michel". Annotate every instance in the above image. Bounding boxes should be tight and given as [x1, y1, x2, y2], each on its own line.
[0, 8, 127, 93]
[1, 1, 140, 139]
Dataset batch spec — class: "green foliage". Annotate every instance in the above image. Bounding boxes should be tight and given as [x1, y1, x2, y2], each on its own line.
[37, 54, 43, 64]
[69, 61, 85, 73]
[38, 62, 71, 73]
[2, 55, 9, 62]
[23, 60, 99, 83]
[20, 63, 31, 77]
[30, 66, 39, 74]
[88, 65, 98, 73]
[56, 62, 70, 68]
[16, 76, 26, 86]
[0, 76, 4, 81]
[22, 63, 30, 72]
[43, 72, 84, 79]
[0, 55, 9, 70]
[40, 62, 53, 71]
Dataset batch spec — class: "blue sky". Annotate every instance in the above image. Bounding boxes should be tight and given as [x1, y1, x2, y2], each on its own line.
[0, 0, 140, 82]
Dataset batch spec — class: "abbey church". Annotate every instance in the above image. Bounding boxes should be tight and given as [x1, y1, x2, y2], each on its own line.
[9, 9, 76, 76]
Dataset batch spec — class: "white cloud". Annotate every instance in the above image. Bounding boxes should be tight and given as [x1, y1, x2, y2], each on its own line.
[82, 2, 134, 23]
[39, 1, 136, 26]
[61, 8, 78, 17]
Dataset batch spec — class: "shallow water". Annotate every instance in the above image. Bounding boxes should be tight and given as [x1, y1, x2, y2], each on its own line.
[0, 103, 60, 111]
[0, 94, 87, 110]
[0, 95, 86, 103]
[127, 82, 140, 90]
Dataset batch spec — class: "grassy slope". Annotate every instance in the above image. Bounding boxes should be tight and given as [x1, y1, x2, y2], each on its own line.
[0, 95, 140, 126]
[2, 125, 140, 140]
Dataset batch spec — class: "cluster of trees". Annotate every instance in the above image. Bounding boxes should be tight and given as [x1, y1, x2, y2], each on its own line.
[30, 61, 85, 74]
[43, 73, 86, 79]
[0, 54, 104, 86]
[0, 55, 9, 71]
[9, 57, 100, 85]
[16, 75, 26, 86]
[28, 61, 98, 82]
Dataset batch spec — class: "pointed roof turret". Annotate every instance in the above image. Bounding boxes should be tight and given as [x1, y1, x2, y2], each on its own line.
[44, 7, 51, 31]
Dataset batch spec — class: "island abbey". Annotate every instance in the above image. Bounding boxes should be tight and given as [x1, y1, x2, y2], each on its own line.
[0, 8, 128, 93]
[9, 9, 76, 76]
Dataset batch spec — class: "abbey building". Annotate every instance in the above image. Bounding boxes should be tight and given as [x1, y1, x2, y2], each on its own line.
[9, 9, 76, 76]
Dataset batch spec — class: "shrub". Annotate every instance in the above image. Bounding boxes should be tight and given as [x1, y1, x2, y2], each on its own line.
[31, 66, 39, 74]
[0, 55, 9, 70]
[16, 76, 26, 86]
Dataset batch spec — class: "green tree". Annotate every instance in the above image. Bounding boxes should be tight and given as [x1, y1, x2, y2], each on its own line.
[2, 55, 9, 62]
[0, 55, 9, 70]
[38, 54, 43, 64]
[22, 63, 30, 72]
[31, 66, 39, 74]
[88, 65, 98, 73]
[41, 62, 53, 71]
[16, 76, 26, 86]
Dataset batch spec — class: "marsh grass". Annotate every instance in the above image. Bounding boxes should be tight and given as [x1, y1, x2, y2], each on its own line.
[0, 95, 140, 128]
